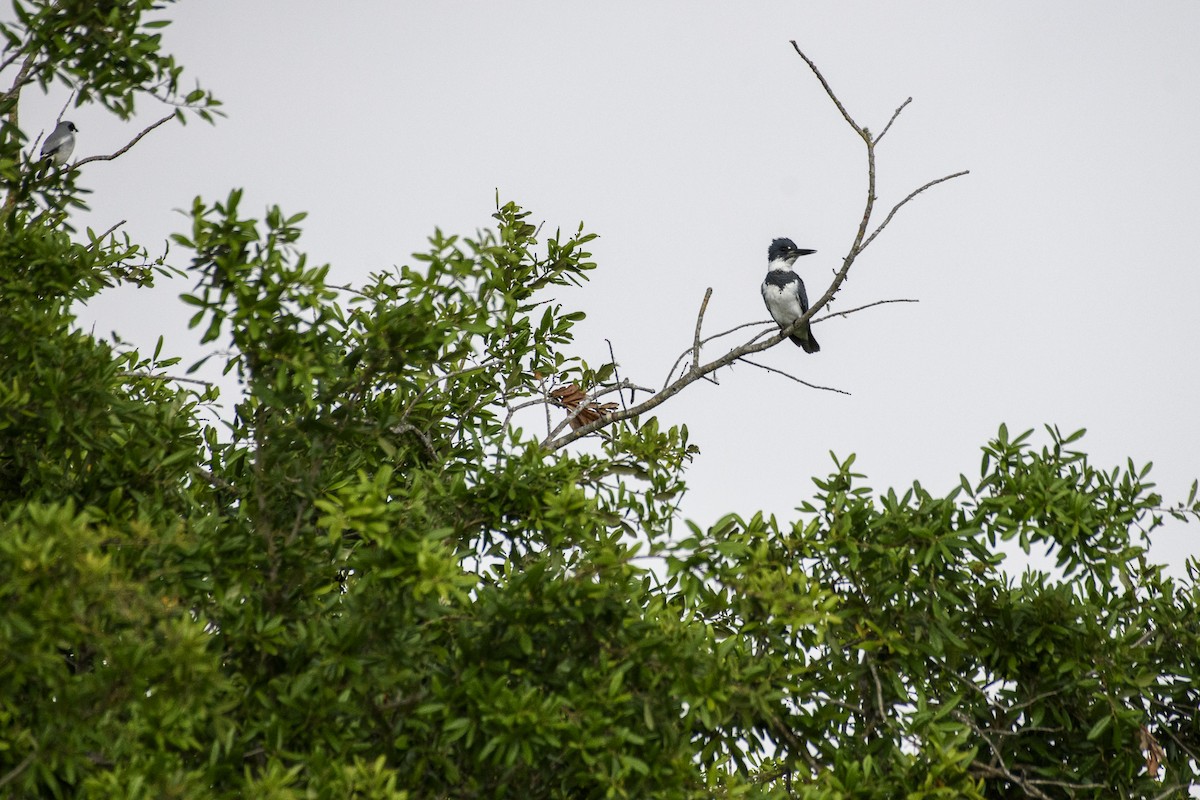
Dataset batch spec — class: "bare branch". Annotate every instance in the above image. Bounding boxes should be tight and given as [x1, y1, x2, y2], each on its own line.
[0, 47, 29, 75]
[814, 298, 919, 322]
[662, 288, 716, 390]
[605, 338, 632, 411]
[665, 304, 902, 388]
[540, 373, 553, 438]
[551, 319, 800, 451]
[120, 370, 215, 388]
[789, 40, 866, 140]
[875, 97, 912, 144]
[697, 319, 771, 347]
[0, 52, 38, 104]
[54, 89, 76, 125]
[953, 710, 1053, 800]
[662, 348, 692, 392]
[328, 282, 370, 299]
[506, 378, 655, 434]
[691, 288, 712, 375]
[543, 43, 967, 451]
[502, 396, 550, 431]
[87, 220, 127, 250]
[73, 114, 175, 167]
[860, 170, 971, 252]
[737, 357, 851, 396]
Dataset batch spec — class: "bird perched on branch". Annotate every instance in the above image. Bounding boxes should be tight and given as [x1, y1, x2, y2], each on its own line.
[40, 120, 78, 167]
[761, 237, 820, 353]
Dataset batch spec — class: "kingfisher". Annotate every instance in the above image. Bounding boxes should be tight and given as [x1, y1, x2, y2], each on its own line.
[761, 237, 819, 353]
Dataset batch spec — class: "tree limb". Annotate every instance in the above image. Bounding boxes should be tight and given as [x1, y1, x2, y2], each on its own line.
[691, 287, 712, 377]
[875, 97, 912, 144]
[543, 42, 968, 451]
[736, 357, 850, 396]
[120, 370, 214, 388]
[73, 113, 175, 167]
[860, 170, 971, 253]
[815, 297, 918, 322]
[664, 298, 917, 388]
[87, 220, 127, 250]
[540, 379, 653, 444]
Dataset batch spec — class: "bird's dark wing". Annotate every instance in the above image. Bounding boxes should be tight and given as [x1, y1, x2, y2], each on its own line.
[41, 131, 67, 157]
[796, 277, 810, 313]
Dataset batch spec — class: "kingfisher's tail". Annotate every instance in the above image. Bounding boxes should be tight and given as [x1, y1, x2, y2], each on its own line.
[790, 326, 820, 354]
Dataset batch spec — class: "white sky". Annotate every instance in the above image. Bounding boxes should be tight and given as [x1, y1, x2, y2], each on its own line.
[19, 2, 1199, 571]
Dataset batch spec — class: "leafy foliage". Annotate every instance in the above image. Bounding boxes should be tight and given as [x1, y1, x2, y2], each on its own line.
[2, 3, 1199, 799]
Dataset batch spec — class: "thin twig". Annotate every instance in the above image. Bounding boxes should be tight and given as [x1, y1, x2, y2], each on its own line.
[814, 298, 918, 322]
[73, 114, 175, 167]
[0, 52, 37, 103]
[392, 422, 438, 459]
[698, 319, 772, 347]
[789, 41, 865, 138]
[0, 46, 29, 74]
[502, 379, 656, 434]
[398, 358, 502, 425]
[54, 89, 76, 125]
[875, 97, 912, 144]
[953, 711, 1052, 800]
[860, 170, 971, 252]
[194, 467, 238, 494]
[328, 282, 370, 298]
[737, 357, 850, 395]
[663, 288, 723, 389]
[539, 372, 552, 438]
[662, 346, 692, 392]
[119, 370, 215, 388]
[691, 288, 712, 374]
[605, 339, 631, 411]
[87, 219, 127, 250]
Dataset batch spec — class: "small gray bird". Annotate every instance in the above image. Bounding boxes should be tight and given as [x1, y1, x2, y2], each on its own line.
[40, 120, 78, 167]
[761, 237, 820, 353]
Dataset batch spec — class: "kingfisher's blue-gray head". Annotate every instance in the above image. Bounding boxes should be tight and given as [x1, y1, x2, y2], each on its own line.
[768, 237, 816, 266]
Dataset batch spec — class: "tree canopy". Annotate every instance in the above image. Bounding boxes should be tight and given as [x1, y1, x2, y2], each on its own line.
[2, 3, 1198, 798]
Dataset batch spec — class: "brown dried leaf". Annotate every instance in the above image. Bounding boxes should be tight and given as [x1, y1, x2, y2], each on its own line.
[1139, 725, 1165, 779]
[551, 384, 618, 430]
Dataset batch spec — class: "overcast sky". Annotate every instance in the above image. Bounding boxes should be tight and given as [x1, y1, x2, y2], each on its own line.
[21, 2, 1200, 571]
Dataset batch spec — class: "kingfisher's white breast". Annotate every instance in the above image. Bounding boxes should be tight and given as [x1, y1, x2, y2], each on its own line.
[761, 279, 804, 326]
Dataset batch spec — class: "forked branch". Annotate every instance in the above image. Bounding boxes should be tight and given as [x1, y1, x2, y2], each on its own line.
[543, 43, 968, 451]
